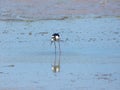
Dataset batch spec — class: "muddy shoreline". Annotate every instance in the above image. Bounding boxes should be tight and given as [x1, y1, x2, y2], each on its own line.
[0, 0, 120, 20]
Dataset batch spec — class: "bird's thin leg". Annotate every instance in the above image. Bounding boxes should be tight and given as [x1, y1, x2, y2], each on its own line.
[54, 41, 56, 66]
[58, 41, 61, 66]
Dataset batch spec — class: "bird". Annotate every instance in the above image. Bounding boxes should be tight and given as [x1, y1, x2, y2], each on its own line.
[51, 33, 61, 72]
[51, 33, 60, 42]
[51, 33, 61, 54]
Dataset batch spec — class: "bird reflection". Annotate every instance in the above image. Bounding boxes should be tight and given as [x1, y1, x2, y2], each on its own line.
[51, 33, 61, 73]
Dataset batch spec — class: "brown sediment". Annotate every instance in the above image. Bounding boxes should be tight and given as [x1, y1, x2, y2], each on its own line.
[29, 32, 32, 35]
[35, 32, 48, 36]
[0, 72, 4, 74]
[95, 73, 113, 81]
[5, 65, 15, 67]
[113, 32, 119, 35]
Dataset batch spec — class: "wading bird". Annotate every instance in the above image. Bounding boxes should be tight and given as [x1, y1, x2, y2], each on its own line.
[51, 33, 61, 72]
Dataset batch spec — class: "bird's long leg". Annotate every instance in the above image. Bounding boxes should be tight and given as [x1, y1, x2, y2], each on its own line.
[54, 41, 56, 66]
[58, 41, 61, 66]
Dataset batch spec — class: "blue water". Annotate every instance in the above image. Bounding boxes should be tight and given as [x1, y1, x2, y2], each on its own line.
[0, 17, 120, 90]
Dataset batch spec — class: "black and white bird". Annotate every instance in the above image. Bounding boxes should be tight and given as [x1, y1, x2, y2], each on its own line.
[51, 33, 60, 42]
[51, 33, 61, 72]
[51, 33, 61, 51]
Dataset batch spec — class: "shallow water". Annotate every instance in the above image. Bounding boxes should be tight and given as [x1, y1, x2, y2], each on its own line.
[0, 17, 120, 90]
[0, 63, 120, 90]
[0, 17, 120, 62]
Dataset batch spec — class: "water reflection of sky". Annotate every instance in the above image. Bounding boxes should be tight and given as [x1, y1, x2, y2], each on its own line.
[0, 17, 120, 89]
[0, 17, 120, 62]
[0, 63, 120, 90]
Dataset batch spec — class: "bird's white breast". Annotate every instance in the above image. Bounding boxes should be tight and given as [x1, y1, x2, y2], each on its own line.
[55, 36, 59, 40]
